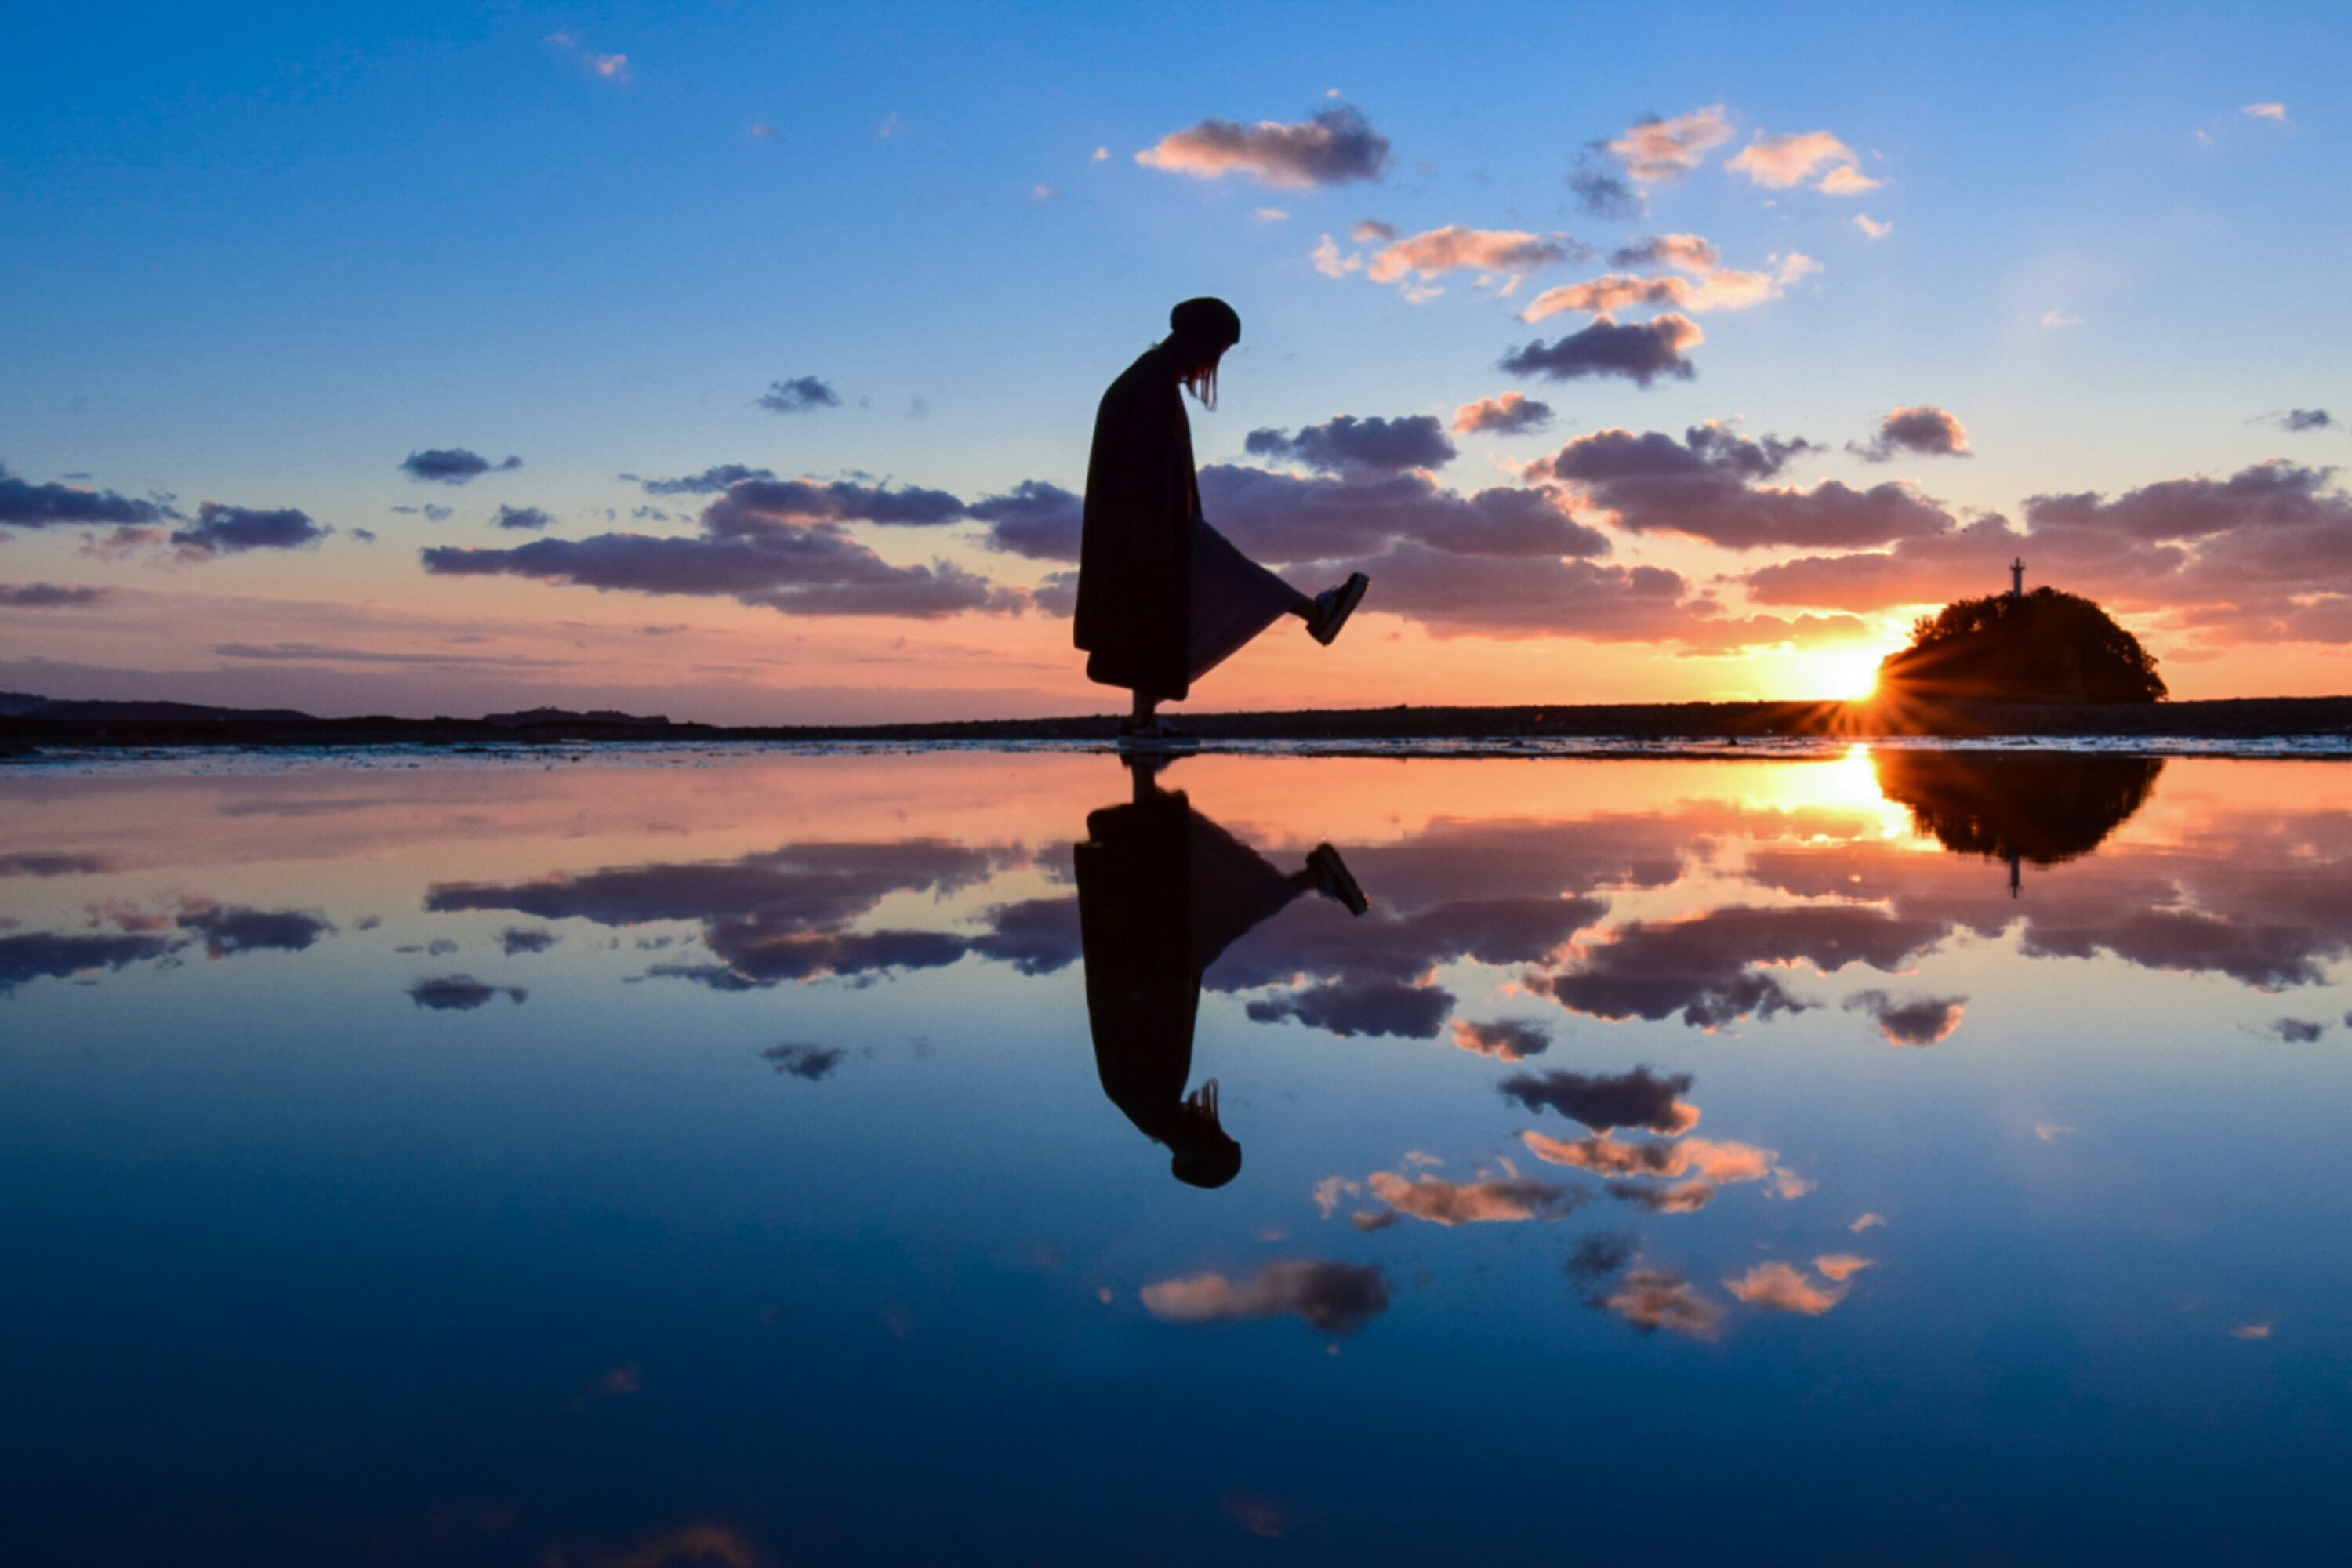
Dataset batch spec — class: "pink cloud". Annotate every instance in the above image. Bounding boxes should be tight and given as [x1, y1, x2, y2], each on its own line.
[1519, 1130, 1776, 1184]
[1726, 130, 1869, 191]
[1141, 1259, 1391, 1334]
[1612, 1178, 1715, 1214]
[1136, 105, 1391, 188]
[1853, 405, 1970, 462]
[1818, 164, 1885, 194]
[1742, 460, 2352, 649]
[1366, 225, 1589, 284]
[1604, 1268, 1726, 1336]
[1845, 989, 1967, 1044]
[1610, 233, 1721, 273]
[1450, 1017, 1552, 1059]
[1607, 106, 1734, 182]
[1521, 251, 1813, 323]
[1724, 1261, 1847, 1313]
[1452, 392, 1554, 437]
[1364, 1167, 1584, 1225]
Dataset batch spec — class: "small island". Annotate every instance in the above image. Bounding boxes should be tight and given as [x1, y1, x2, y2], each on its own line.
[1876, 561, 2166, 706]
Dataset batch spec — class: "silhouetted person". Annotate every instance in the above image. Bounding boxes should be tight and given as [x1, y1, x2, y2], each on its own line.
[1075, 757, 1367, 1186]
[1076, 297, 1371, 746]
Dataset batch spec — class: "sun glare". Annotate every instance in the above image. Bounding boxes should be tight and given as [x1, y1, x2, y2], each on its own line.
[1819, 646, 1887, 700]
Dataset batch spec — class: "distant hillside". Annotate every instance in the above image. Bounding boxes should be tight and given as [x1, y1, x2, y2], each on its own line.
[0, 691, 315, 723]
[482, 706, 670, 728]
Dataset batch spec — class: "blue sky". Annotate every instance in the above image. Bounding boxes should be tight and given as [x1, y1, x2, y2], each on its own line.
[3, 2, 2347, 718]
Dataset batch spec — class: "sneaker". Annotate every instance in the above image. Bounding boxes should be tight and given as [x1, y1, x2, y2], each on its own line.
[1309, 572, 1370, 647]
[1306, 843, 1369, 916]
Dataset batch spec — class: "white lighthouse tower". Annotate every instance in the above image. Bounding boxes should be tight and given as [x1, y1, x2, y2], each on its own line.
[2010, 557, 2026, 599]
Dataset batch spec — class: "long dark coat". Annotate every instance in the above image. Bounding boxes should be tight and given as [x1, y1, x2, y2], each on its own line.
[1074, 784, 1199, 1146]
[1075, 779, 1308, 1149]
[1076, 345, 1196, 702]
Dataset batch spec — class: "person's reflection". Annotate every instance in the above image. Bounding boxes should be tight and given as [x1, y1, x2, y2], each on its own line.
[1076, 756, 1368, 1187]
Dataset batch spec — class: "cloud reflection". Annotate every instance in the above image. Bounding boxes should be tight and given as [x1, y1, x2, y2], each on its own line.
[1142, 1260, 1392, 1335]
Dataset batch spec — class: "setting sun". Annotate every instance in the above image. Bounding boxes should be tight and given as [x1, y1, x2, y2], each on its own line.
[1816, 644, 1892, 700]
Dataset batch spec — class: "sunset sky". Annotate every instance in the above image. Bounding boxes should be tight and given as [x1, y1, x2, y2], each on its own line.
[5, 2, 2347, 722]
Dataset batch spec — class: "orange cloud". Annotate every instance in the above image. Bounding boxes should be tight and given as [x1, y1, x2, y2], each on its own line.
[1610, 1178, 1715, 1214]
[1610, 233, 1720, 272]
[1451, 1017, 1552, 1059]
[1726, 130, 1871, 191]
[1813, 1254, 1875, 1283]
[1365, 1168, 1584, 1225]
[1818, 164, 1884, 194]
[1452, 392, 1553, 437]
[1605, 1268, 1726, 1336]
[578, 1524, 754, 1568]
[1136, 105, 1391, 188]
[1519, 253, 1813, 323]
[1367, 225, 1588, 285]
[1142, 1259, 1392, 1334]
[1607, 106, 1733, 182]
[1846, 989, 1966, 1044]
[1519, 1129, 1775, 1184]
[1725, 1261, 1847, 1313]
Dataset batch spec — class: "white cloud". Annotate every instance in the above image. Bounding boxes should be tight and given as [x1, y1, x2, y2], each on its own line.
[1311, 234, 1363, 278]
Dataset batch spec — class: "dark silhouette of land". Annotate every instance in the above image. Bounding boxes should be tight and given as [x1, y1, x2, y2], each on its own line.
[1880, 585, 2167, 705]
[1873, 750, 2163, 862]
[6, 689, 2352, 754]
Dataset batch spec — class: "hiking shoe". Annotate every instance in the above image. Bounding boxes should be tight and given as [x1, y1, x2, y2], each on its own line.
[1307, 843, 1369, 916]
[1309, 572, 1370, 646]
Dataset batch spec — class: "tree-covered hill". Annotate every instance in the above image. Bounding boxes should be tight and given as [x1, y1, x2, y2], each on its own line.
[1878, 587, 2166, 704]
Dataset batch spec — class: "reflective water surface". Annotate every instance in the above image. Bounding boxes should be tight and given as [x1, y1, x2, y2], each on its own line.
[4, 748, 2350, 1564]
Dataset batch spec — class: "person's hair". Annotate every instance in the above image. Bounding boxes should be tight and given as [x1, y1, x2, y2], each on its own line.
[1171, 1136, 1242, 1189]
[1165, 296, 1241, 411]
[1174, 349, 1221, 411]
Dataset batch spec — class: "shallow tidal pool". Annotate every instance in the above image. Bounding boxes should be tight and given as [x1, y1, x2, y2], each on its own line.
[3, 746, 2348, 1564]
